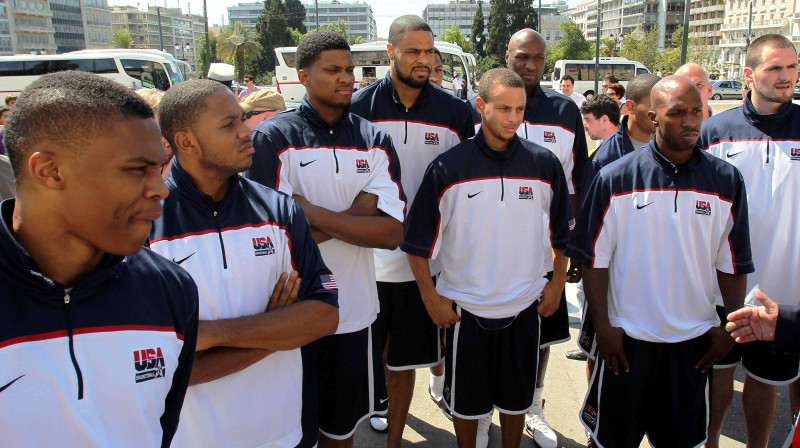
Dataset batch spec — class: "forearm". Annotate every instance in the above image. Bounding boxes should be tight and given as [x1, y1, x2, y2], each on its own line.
[407, 254, 437, 303]
[583, 266, 611, 329]
[200, 300, 338, 351]
[308, 192, 377, 244]
[189, 347, 274, 386]
[717, 271, 747, 315]
[307, 205, 403, 249]
[550, 249, 568, 285]
[570, 193, 580, 219]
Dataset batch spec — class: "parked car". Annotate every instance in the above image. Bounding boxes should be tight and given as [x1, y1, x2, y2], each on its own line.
[711, 80, 744, 100]
[793, 83, 800, 99]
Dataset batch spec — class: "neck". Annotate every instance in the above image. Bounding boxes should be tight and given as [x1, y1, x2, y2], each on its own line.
[180, 160, 234, 202]
[703, 104, 712, 119]
[627, 116, 653, 143]
[307, 97, 346, 126]
[481, 127, 511, 151]
[11, 193, 105, 287]
[525, 83, 539, 99]
[751, 93, 784, 115]
[601, 126, 617, 141]
[390, 69, 422, 109]
[655, 134, 693, 165]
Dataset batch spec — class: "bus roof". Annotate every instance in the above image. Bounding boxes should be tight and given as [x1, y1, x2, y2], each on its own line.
[276, 40, 467, 54]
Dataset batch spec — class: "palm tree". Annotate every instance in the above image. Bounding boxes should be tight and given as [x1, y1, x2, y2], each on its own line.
[217, 21, 263, 83]
[109, 30, 134, 49]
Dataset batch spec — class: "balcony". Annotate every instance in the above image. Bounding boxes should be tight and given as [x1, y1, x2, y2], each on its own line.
[8, 6, 53, 18]
[86, 20, 111, 26]
[16, 41, 57, 53]
[14, 23, 52, 34]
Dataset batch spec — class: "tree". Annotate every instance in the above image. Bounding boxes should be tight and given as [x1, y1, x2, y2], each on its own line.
[285, 0, 307, 34]
[252, 0, 293, 78]
[486, 0, 512, 60]
[509, 0, 536, 33]
[109, 30, 134, 49]
[660, 24, 715, 73]
[619, 26, 661, 73]
[290, 19, 365, 46]
[544, 21, 593, 76]
[217, 21, 263, 82]
[471, 0, 486, 58]
[600, 37, 618, 56]
[441, 25, 473, 52]
[197, 32, 219, 78]
[476, 54, 504, 79]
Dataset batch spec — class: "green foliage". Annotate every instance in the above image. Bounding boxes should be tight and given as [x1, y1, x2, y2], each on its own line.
[509, 0, 537, 32]
[291, 19, 365, 45]
[600, 37, 618, 56]
[217, 21, 263, 82]
[471, 0, 486, 58]
[197, 32, 218, 78]
[486, 0, 538, 60]
[658, 25, 716, 74]
[441, 25, 473, 52]
[619, 26, 661, 73]
[252, 0, 294, 78]
[475, 54, 504, 80]
[285, 0, 307, 33]
[109, 30, 134, 49]
[544, 21, 593, 75]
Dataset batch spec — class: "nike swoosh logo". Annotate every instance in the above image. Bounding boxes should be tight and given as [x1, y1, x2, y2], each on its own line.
[636, 202, 653, 210]
[172, 253, 195, 265]
[0, 375, 24, 393]
[727, 151, 744, 158]
[299, 160, 317, 167]
[380, 397, 388, 404]
[467, 191, 482, 198]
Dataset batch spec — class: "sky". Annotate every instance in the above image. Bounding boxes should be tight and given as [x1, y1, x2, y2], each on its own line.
[110, 0, 579, 39]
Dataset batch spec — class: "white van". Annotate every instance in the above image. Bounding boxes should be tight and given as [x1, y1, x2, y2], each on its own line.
[274, 40, 477, 103]
[551, 57, 651, 97]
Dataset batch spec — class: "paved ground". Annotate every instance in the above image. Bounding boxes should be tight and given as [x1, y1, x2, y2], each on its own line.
[353, 283, 795, 447]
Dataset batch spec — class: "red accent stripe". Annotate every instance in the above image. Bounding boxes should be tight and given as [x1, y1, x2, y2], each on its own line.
[370, 119, 463, 141]
[149, 220, 288, 244]
[523, 121, 577, 136]
[437, 176, 553, 202]
[428, 216, 442, 259]
[284, 229, 296, 271]
[0, 325, 182, 349]
[609, 188, 733, 204]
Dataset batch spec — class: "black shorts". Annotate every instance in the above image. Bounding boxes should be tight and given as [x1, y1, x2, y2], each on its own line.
[308, 327, 387, 441]
[581, 334, 710, 448]
[540, 271, 570, 348]
[713, 306, 800, 384]
[578, 303, 598, 360]
[372, 280, 444, 370]
[444, 302, 540, 418]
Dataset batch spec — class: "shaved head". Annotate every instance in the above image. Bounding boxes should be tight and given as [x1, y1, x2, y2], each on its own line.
[674, 63, 709, 84]
[650, 75, 701, 110]
[648, 75, 703, 156]
[506, 29, 547, 94]
[508, 28, 545, 52]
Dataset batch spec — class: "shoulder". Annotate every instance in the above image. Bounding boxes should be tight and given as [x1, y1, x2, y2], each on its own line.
[542, 87, 580, 111]
[127, 249, 197, 296]
[351, 79, 384, 104]
[239, 177, 295, 212]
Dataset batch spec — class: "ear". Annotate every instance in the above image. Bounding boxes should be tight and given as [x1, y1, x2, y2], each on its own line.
[475, 96, 486, 115]
[172, 130, 200, 157]
[647, 110, 657, 126]
[505, 50, 510, 65]
[386, 43, 394, 60]
[27, 150, 65, 190]
[744, 66, 754, 85]
[298, 68, 310, 87]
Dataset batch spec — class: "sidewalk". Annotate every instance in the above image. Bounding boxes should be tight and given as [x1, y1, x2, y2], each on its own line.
[354, 283, 794, 447]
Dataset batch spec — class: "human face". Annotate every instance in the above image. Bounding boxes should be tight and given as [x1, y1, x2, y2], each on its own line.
[429, 53, 444, 87]
[62, 117, 169, 255]
[301, 49, 355, 112]
[506, 33, 546, 91]
[0, 110, 8, 125]
[582, 112, 608, 141]
[245, 77, 255, 88]
[629, 96, 656, 134]
[477, 84, 526, 149]
[746, 46, 798, 106]
[560, 79, 574, 96]
[649, 85, 703, 154]
[191, 89, 254, 176]
[6, 98, 15, 108]
[605, 88, 620, 105]
[388, 30, 434, 89]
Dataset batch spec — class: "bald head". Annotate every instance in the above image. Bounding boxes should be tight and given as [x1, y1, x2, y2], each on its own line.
[506, 29, 547, 93]
[650, 75, 701, 110]
[675, 63, 712, 109]
[508, 29, 545, 52]
[648, 75, 703, 154]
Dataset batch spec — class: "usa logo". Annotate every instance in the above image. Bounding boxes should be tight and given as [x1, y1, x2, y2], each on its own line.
[695, 200, 712, 216]
[134, 347, 166, 383]
[519, 186, 534, 200]
[582, 404, 598, 427]
[543, 131, 557, 143]
[356, 159, 370, 173]
[791, 148, 800, 161]
[424, 132, 439, 145]
[252, 236, 275, 256]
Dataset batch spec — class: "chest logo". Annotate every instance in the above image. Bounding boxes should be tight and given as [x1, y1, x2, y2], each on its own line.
[695, 200, 712, 216]
[424, 132, 440, 145]
[253, 236, 276, 256]
[543, 131, 557, 144]
[519, 186, 534, 200]
[356, 159, 371, 173]
[791, 148, 800, 161]
[134, 347, 166, 383]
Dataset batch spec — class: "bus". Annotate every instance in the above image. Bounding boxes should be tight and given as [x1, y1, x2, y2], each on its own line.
[274, 40, 477, 103]
[551, 57, 651, 97]
[0, 50, 183, 103]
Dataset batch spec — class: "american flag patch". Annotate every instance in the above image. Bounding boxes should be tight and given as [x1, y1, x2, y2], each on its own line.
[569, 218, 576, 231]
[320, 274, 337, 290]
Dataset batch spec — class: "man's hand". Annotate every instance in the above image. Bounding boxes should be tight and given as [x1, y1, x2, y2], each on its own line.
[725, 288, 779, 343]
[423, 294, 460, 329]
[596, 326, 629, 375]
[696, 326, 736, 373]
[267, 271, 301, 311]
[538, 280, 563, 317]
[566, 258, 582, 283]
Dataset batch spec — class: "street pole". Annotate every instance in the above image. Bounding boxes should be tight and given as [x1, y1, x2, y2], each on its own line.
[157, 6, 164, 51]
[680, 0, 690, 65]
[744, 0, 753, 78]
[203, 0, 210, 77]
[538, 0, 541, 32]
[594, 0, 600, 96]
[315, 0, 320, 31]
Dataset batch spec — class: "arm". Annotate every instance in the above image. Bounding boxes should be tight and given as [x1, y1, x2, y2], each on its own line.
[539, 249, 567, 317]
[695, 270, 746, 372]
[306, 191, 383, 245]
[407, 253, 460, 328]
[584, 266, 628, 375]
[566, 193, 582, 283]
[189, 347, 274, 386]
[726, 288, 780, 343]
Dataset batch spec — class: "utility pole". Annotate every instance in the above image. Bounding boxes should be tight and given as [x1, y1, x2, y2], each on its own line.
[538, 0, 541, 32]
[157, 6, 164, 51]
[680, 0, 691, 65]
[203, 0, 210, 77]
[315, 0, 320, 31]
[594, 0, 600, 96]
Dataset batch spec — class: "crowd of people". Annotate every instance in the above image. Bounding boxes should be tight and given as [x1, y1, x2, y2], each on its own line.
[0, 12, 798, 448]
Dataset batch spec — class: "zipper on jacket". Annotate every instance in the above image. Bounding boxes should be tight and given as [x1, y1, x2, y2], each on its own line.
[404, 108, 409, 144]
[214, 210, 228, 269]
[673, 168, 679, 213]
[330, 129, 340, 173]
[63, 293, 84, 400]
[766, 138, 771, 164]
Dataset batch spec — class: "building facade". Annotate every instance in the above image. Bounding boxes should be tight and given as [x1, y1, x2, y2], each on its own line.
[0, 0, 14, 54]
[422, 0, 487, 42]
[7, 0, 57, 54]
[51, 0, 84, 52]
[567, 0, 685, 49]
[688, 0, 723, 71]
[82, 0, 111, 50]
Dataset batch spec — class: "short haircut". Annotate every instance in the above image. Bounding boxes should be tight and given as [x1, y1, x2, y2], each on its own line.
[478, 68, 524, 102]
[388, 15, 432, 46]
[0, 106, 9, 116]
[580, 94, 621, 126]
[561, 75, 575, 85]
[605, 83, 625, 98]
[746, 34, 796, 69]
[433, 47, 442, 64]
[625, 73, 661, 103]
[295, 31, 350, 71]
[136, 88, 165, 114]
[244, 74, 254, 81]
[604, 74, 619, 83]
[4, 71, 152, 178]
[4, 93, 17, 105]
[158, 79, 228, 150]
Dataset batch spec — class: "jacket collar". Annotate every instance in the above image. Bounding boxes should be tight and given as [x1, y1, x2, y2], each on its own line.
[475, 127, 520, 161]
[381, 71, 431, 111]
[167, 158, 242, 213]
[647, 139, 704, 172]
[618, 115, 635, 155]
[742, 91, 794, 130]
[298, 96, 347, 135]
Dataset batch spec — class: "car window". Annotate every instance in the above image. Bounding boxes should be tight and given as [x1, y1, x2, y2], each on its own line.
[720, 82, 730, 88]
[733, 81, 742, 89]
